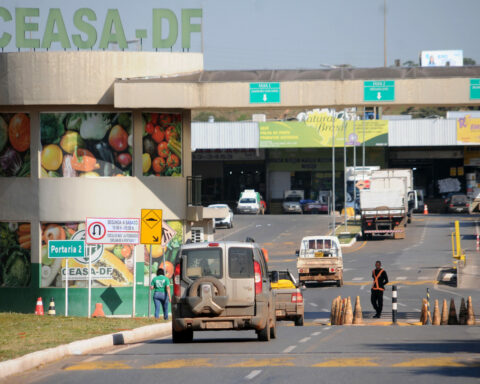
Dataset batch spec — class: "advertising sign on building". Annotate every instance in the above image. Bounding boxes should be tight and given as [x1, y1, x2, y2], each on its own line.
[259, 112, 388, 148]
[457, 115, 480, 145]
[420, 50, 463, 67]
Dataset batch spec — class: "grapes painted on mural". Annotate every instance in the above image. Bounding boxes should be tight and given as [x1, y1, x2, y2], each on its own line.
[0, 113, 30, 177]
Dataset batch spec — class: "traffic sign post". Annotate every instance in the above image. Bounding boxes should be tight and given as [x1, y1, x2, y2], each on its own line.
[364, 80, 395, 102]
[85, 218, 140, 318]
[249, 82, 280, 104]
[141, 209, 163, 318]
[470, 79, 480, 100]
[48, 240, 85, 316]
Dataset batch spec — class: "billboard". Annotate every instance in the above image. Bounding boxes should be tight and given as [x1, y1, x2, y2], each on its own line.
[259, 113, 388, 148]
[420, 50, 463, 67]
[457, 115, 480, 145]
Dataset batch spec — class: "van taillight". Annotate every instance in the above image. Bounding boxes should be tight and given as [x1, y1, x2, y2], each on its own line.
[208, 243, 219, 247]
[449, 204, 453, 208]
[291, 293, 303, 303]
[254, 261, 262, 294]
[174, 263, 181, 297]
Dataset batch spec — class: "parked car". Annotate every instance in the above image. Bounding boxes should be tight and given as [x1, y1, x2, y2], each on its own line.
[446, 194, 470, 213]
[270, 269, 304, 326]
[208, 204, 234, 228]
[171, 239, 278, 342]
[282, 191, 304, 214]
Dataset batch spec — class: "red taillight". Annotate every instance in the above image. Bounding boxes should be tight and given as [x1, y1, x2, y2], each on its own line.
[329, 267, 335, 273]
[254, 261, 262, 294]
[467, 203, 470, 207]
[449, 204, 453, 208]
[367, 222, 372, 226]
[174, 263, 181, 297]
[291, 292, 303, 303]
[208, 243, 219, 247]
[395, 221, 399, 226]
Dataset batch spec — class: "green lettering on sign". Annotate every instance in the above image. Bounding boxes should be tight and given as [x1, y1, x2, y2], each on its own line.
[182, 9, 202, 49]
[72, 8, 97, 49]
[250, 83, 281, 104]
[153, 9, 178, 49]
[42, 8, 71, 49]
[470, 79, 480, 100]
[364, 80, 395, 102]
[16, 8, 40, 49]
[48, 240, 85, 258]
[99, 9, 127, 49]
[0, 7, 12, 48]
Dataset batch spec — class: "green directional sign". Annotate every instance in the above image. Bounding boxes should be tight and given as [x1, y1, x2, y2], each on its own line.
[364, 80, 395, 102]
[48, 240, 85, 258]
[250, 82, 281, 104]
[470, 79, 480, 100]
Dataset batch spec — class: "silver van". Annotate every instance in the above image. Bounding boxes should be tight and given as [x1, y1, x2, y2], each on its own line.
[171, 239, 277, 342]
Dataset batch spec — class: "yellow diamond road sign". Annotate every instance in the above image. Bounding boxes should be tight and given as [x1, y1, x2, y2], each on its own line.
[141, 209, 163, 244]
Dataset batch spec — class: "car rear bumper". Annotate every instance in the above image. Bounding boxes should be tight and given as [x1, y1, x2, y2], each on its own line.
[275, 303, 304, 321]
[299, 273, 341, 282]
[172, 302, 269, 332]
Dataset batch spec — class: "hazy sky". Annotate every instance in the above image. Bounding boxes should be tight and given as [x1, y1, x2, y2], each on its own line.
[3, 0, 480, 70]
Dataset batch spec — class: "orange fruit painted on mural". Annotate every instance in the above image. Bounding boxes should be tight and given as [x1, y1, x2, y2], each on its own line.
[8, 113, 30, 152]
[160, 261, 174, 279]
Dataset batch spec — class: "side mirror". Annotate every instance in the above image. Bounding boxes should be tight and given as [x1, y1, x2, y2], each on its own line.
[295, 250, 300, 257]
[271, 270, 279, 283]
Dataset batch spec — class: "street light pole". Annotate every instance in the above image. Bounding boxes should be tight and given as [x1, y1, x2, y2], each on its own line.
[332, 112, 336, 233]
[384, 0, 387, 67]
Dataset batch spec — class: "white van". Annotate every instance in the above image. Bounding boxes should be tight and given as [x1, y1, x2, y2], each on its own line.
[237, 190, 261, 214]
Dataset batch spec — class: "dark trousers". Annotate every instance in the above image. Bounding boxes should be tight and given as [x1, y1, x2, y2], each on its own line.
[371, 289, 384, 316]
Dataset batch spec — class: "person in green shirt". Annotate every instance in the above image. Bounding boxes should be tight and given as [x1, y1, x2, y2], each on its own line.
[150, 268, 171, 320]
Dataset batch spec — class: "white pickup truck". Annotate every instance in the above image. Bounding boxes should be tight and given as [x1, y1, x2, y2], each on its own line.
[296, 236, 343, 287]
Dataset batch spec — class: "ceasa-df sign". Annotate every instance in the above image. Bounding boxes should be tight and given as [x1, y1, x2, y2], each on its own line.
[0, 6, 202, 51]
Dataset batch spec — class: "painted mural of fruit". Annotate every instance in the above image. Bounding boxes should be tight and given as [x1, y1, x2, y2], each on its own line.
[8, 113, 30, 152]
[151, 244, 164, 258]
[160, 261, 174, 278]
[41, 144, 63, 171]
[43, 224, 66, 243]
[60, 131, 84, 154]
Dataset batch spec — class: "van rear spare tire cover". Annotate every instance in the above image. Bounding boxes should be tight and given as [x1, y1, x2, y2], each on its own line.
[188, 276, 226, 298]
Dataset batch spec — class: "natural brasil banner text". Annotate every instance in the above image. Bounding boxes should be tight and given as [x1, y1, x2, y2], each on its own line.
[259, 119, 388, 148]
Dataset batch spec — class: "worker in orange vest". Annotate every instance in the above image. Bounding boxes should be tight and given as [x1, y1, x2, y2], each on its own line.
[371, 260, 389, 318]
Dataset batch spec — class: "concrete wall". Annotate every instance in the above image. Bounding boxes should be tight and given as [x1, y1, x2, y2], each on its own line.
[115, 78, 479, 109]
[0, 52, 203, 105]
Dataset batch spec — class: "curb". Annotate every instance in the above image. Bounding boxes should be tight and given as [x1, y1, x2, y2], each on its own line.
[0, 322, 171, 381]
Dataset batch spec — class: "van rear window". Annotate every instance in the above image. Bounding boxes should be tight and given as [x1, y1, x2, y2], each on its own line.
[183, 248, 222, 279]
[228, 247, 254, 278]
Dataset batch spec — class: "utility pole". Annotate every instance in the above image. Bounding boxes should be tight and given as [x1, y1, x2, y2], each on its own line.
[384, 0, 387, 67]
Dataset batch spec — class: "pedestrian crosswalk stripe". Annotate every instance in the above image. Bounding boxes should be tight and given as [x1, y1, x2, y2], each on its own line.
[352, 277, 364, 281]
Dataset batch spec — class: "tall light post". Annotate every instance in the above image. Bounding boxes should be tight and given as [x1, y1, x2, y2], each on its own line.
[384, 0, 387, 67]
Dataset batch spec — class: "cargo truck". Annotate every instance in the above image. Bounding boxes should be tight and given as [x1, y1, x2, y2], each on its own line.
[360, 169, 417, 240]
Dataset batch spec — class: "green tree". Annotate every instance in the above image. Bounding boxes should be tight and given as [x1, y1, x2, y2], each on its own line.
[402, 60, 419, 67]
[464, 57, 476, 66]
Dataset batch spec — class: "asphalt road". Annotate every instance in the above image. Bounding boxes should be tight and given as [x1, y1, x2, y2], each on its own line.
[9, 214, 480, 384]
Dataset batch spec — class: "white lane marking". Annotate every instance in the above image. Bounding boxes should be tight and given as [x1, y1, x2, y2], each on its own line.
[299, 337, 311, 343]
[321, 308, 329, 312]
[343, 268, 353, 272]
[384, 295, 391, 300]
[312, 331, 322, 336]
[352, 277, 364, 281]
[283, 345, 297, 353]
[414, 309, 421, 312]
[404, 267, 412, 271]
[309, 303, 318, 307]
[245, 370, 262, 380]
[83, 355, 102, 362]
[324, 327, 331, 330]
[398, 303, 407, 307]
[360, 285, 366, 290]
[395, 276, 407, 280]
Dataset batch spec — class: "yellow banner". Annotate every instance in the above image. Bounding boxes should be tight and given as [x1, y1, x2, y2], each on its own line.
[457, 115, 480, 144]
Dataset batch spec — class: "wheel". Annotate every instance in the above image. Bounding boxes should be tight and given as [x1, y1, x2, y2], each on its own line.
[229, 221, 233, 229]
[172, 328, 194, 343]
[294, 315, 304, 327]
[336, 278, 343, 287]
[270, 317, 277, 339]
[258, 321, 270, 341]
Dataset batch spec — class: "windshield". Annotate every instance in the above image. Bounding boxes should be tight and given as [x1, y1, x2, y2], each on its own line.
[301, 239, 339, 257]
[451, 195, 467, 204]
[183, 248, 223, 279]
[285, 196, 301, 202]
[240, 198, 256, 204]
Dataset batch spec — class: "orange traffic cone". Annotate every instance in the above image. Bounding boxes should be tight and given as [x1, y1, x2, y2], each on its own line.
[423, 204, 429, 215]
[35, 297, 44, 315]
[92, 303, 106, 318]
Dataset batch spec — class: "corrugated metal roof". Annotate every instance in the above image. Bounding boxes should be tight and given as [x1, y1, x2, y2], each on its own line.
[388, 119, 457, 146]
[192, 122, 259, 150]
[120, 66, 480, 83]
